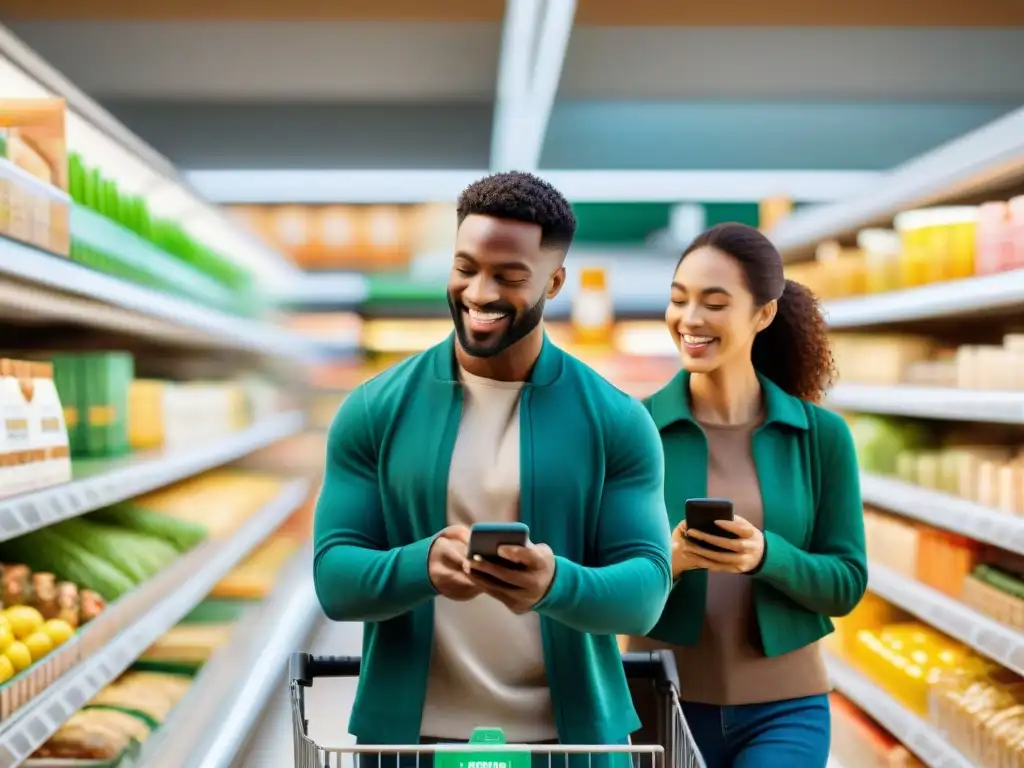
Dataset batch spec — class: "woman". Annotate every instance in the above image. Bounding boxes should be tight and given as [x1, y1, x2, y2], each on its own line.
[626, 223, 868, 767]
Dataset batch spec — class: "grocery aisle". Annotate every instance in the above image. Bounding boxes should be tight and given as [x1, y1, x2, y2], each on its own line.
[240, 618, 363, 767]
[776, 110, 1024, 768]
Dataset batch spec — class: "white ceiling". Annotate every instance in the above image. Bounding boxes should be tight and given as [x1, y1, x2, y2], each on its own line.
[9, 20, 1024, 102]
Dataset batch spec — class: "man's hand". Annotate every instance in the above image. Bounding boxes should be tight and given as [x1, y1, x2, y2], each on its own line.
[464, 541, 556, 614]
[428, 526, 484, 601]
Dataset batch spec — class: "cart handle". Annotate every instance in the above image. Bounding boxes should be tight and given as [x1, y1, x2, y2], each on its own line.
[621, 650, 680, 693]
[290, 652, 360, 686]
[290, 651, 679, 692]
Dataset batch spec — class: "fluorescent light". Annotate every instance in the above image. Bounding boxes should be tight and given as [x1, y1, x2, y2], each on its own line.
[186, 169, 881, 205]
[0, 27, 300, 287]
[519, 0, 577, 170]
[492, 0, 543, 171]
[491, 0, 577, 171]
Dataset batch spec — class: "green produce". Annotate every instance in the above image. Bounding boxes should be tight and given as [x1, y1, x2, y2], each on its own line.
[0, 527, 135, 600]
[90, 505, 208, 553]
[848, 414, 930, 475]
[974, 564, 1024, 599]
[51, 518, 180, 582]
[66, 152, 262, 316]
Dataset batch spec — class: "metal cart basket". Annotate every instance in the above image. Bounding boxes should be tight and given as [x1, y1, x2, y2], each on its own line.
[289, 651, 706, 768]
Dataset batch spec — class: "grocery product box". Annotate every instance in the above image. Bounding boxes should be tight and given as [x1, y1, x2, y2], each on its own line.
[227, 203, 415, 271]
[52, 352, 134, 459]
[0, 98, 70, 257]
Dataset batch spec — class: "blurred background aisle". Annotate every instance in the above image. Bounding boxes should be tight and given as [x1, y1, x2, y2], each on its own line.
[0, 1, 1019, 766]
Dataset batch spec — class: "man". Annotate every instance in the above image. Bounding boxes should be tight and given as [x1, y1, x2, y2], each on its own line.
[313, 171, 672, 754]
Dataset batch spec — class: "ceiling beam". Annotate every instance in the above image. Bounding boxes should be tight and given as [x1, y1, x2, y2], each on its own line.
[491, 0, 576, 172]
[185, 169, 881, 204]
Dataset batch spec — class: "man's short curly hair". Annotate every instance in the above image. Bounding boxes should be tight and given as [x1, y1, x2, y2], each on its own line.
[456, 171, 577, 252]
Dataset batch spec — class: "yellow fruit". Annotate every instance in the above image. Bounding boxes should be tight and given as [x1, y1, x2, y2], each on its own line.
[5, 606, 43, 640]
[0, 625, 14, 652]
[24, 632, 53, 662]
[0, 655, 13, 684]
[0, 614, 11, 632]
[4, 641, 31, 673]
[42, 619, 74, 647]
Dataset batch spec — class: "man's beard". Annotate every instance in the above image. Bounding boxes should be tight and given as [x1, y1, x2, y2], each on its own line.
[448, 290, 547, 359]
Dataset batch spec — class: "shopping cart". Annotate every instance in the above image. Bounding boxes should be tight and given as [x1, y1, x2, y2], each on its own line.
[289, 651, 706, 768]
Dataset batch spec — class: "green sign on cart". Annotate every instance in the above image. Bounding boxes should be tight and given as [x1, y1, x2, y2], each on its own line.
[435, 728, 531, 768]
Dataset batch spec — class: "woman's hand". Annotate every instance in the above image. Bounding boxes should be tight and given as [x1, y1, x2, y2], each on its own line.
[683, 516, 766, 574]
[671, 522, 713, 577]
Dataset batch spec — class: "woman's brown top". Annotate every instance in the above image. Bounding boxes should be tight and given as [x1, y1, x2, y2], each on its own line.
[627, 415, 830, 705]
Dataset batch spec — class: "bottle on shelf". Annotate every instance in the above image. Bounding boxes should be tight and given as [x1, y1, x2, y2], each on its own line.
[571, 266, 614, 346]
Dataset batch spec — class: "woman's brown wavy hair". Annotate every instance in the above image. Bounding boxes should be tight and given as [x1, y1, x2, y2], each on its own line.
[679, 222, 836, 403]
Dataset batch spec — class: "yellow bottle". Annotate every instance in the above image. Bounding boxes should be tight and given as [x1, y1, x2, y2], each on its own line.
[572, 267, 614, 346]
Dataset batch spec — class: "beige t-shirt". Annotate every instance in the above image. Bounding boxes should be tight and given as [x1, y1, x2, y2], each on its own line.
[419, 368, 556, 741]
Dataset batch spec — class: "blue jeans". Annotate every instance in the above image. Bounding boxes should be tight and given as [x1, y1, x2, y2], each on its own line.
[682, 695, 831, 768]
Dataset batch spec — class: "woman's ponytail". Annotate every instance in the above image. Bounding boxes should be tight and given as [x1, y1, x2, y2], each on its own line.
[751, 279, 834, 403]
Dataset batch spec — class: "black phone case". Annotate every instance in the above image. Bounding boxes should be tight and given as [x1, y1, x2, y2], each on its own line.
[467, 531, 528, 589]
[685, 499, 739, 554]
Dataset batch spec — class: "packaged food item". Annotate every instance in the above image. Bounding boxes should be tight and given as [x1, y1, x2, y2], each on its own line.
[572, 266, 614, 346]
[52, 352, 134, 459]
[0, 100, 71, 256]
[127, 379, 165, 451]
[962, 565, 1024, 630]
[212, 535, 301, 599]
[830, 692, 925, 767]
[90, 671, 192, 723]
[1009, 195, 1024, 270]
[930, 666, 1024, 765]
[976, 201, 1012, 275]
[32, 707, 151, 759]
[815, 240, 868, 298]
[857, 228, 902, 294]
[894, 209, 935, 288]
[30, 362, 71, 487]
[894, 207, 979, 287]
[0, 359, 32, 497]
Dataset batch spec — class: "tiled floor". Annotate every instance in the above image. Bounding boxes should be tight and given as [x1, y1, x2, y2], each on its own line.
[240, 618, 363, 767]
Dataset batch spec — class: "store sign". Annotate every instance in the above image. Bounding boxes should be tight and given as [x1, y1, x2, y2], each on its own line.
[434, 728, 529, 768]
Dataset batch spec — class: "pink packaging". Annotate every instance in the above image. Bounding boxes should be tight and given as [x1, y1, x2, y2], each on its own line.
[1008, 196, 1024, 271]
[976, 201, 1011, 275]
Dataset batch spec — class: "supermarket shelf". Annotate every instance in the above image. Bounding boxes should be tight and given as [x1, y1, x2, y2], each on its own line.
[825, 654, 972, 768]
[868, 562, 1024, 676]
[0, 238, 317, 359]
[770, 106, 1024, 260]
[0, 410, 305, 544]
[137, 543, 320, 768]
[823, 269, 1024, 328]
[277, 271, 368, 308]
[826, 383, 1024, 424]
[0, 26, 299, 286]
[860, 473, 1024, 556]
[0, 478, 309, 767]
